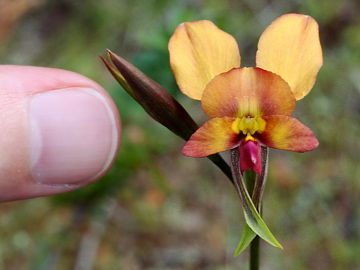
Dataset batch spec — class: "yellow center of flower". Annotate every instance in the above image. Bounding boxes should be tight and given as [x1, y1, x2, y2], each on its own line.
[231, 116, 266, 141]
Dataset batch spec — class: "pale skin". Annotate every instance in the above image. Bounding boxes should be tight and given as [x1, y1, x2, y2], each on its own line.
[0, 65, 121, 202]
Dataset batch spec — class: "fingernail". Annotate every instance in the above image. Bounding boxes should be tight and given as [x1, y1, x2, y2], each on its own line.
[29, 88, 119, 185]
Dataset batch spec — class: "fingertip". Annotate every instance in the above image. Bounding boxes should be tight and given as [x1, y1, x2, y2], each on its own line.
[0, 65, 121, 201]
[30, 87, 120, 185]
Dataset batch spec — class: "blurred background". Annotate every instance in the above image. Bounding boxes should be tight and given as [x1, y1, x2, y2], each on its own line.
[0, 0, 360, 269]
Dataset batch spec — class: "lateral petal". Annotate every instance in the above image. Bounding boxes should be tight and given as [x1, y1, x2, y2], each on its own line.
[182, 117, 240, 157]
[258, 115, 319, 152]
[256, 14, 323, 100]
[169, 20, 240, 100]
[202, 67, 295, 118]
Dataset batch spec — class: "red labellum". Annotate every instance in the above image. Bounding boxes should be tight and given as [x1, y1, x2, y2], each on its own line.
[239, 139, 262, 175]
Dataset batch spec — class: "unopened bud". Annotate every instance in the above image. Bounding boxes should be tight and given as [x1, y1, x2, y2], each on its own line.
[102, 50, 198, 140]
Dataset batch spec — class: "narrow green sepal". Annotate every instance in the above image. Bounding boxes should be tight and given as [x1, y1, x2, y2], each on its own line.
[234, 224, 256, 256]
[234, 146, 272, 256]
[230, 149, 283, 249]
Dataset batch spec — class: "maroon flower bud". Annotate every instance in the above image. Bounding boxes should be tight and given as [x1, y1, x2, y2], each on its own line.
[101, 50, 198, 140]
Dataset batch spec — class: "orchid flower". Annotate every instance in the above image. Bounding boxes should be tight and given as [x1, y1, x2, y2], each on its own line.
[168, 14, 323, 175]
[102, 13, 324, 256]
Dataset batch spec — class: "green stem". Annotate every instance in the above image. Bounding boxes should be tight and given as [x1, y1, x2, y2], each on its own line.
[208, 154, 234, 184]
[250, 236, 260, 270]
[244, 170, 259, 270]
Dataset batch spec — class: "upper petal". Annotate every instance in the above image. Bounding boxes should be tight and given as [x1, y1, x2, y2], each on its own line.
[201, 67, 295, 118]
[182, 117, 240, 157]
[169, 20, 240, 100]
[258, 115, 319, 152]
[256, 14, 323, 100]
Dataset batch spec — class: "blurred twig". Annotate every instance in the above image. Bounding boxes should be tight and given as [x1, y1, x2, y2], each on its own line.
[73, 198, 117, 270]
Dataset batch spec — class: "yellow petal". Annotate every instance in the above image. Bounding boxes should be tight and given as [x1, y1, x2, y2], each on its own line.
[169, 20, 240, 100]
[256, 14, 323, 100]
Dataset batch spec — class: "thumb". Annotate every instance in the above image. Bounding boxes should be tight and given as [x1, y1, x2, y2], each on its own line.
[0, 65, 121, 202]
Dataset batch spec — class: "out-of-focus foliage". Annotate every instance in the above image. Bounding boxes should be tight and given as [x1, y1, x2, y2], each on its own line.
[1, 0, 360, 269]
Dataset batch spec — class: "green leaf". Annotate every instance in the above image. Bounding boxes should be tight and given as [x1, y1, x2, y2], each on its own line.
[234, 224, 256, 256]
[242, 182, 283, 249]
[230, 149, 283, 249]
